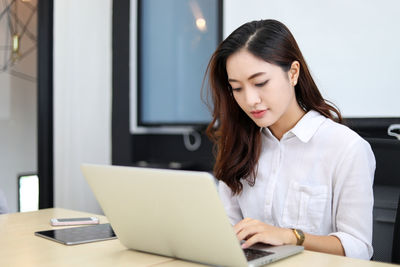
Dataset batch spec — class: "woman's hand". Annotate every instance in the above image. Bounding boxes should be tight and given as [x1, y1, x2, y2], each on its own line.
[234, 218, 345, 256]
[234, 218, 296, 249]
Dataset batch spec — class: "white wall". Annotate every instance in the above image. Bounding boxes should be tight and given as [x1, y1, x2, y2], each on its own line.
[54, 0, 112, 213]
[0, 0, 37, 213]
[0, 77, 37, 213]
[224, 0, 400, 118]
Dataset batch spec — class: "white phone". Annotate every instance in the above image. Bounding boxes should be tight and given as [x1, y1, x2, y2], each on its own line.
[50, 217, 99, 226]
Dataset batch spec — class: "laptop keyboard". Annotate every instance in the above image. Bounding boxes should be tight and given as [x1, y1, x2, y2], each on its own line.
[243, 248, 274, 261]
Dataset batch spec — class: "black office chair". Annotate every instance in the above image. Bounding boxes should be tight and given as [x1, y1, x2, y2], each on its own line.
[392, 194, 400, 263]
[368, 138, 400, 262]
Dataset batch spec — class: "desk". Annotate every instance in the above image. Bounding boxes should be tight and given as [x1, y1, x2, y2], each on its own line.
[0, 208, 395, 267]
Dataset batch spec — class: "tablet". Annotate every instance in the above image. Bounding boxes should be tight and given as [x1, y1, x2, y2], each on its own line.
[35, 223, 117, 245]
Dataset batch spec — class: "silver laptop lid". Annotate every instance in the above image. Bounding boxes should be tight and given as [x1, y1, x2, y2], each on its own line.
[82, 164, 249, 266]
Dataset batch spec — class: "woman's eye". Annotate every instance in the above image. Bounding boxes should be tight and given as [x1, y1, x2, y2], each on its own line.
[231, 87, 241, 92]
[255, 80, 269, 87]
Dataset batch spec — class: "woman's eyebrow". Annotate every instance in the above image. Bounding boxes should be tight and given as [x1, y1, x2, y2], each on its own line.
[228, 72, 266, 83]
[248, 72, 266, 80]
[228, 78, 239, 82]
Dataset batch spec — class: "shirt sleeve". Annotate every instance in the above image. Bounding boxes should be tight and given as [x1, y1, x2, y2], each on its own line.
[329, 137, 375, 260]
[218, 181, 243, 225]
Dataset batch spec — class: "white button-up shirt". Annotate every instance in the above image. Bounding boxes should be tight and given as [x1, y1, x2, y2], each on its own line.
[218, 110, 375, 260]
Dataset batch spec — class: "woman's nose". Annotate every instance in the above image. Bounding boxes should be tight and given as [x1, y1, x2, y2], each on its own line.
[244, 87, 261, 106]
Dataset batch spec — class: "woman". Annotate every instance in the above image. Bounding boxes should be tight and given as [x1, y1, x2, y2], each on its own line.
[205, 19, 375, 260]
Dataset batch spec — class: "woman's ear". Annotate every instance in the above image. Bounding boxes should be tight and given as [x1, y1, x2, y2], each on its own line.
[289, 61, 300, 86]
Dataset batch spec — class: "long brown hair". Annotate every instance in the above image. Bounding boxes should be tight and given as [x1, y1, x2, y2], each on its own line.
[204, 19, 342, 195]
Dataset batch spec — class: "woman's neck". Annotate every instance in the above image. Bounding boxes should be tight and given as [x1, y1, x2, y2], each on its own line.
[269, 103, 306, 140]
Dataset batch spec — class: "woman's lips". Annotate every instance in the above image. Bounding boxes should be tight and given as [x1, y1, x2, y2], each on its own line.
[250, 109, 267, 118]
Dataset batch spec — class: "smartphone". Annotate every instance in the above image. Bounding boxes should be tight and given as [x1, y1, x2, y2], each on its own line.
[50, 217, 99, 226]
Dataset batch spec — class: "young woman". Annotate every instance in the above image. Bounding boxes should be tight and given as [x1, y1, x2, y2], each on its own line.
[205, 19, 375, 260]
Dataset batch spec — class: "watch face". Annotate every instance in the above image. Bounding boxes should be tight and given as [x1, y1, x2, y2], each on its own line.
[293, 229, 305, 245]
[296, 229, 305, 245]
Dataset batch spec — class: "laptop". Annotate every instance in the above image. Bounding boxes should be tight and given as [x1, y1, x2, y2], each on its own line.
[81, 164, 303, 266]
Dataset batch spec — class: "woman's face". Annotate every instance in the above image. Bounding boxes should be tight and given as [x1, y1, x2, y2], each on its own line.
[226, 49, 300, 130]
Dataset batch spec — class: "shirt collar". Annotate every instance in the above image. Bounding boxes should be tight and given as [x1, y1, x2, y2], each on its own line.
[289, 110, 327, 143]
[261, 110, 327, 143]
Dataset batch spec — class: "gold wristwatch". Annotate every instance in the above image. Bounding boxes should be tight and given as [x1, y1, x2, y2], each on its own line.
[292, 229, 305, 246]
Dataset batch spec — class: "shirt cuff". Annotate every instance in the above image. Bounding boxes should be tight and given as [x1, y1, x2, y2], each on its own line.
[329, 232, 373, 260]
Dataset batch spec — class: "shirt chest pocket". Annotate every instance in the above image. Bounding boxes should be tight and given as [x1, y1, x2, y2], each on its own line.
[282, 181, 328, 234]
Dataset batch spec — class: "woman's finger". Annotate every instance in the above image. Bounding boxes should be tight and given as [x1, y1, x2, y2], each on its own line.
[234, 217, 254, 234]
[236, 225, 259, 241]
[241, 233, 262, 249]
